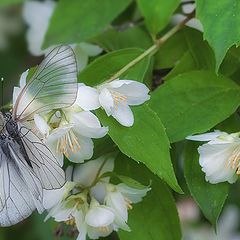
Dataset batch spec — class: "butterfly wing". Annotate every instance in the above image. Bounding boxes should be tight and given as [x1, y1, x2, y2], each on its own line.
[12, 45, 78, 121]
[18, 125, 65, 190]
[0, 148, 36, 227]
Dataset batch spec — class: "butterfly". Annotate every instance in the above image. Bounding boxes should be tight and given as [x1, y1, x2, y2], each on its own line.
[0, 45, 78, 226]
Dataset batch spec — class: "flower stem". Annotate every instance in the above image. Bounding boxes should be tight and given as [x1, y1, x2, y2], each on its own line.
[89, 158, 108, 188]
[108, 10, 195, 81]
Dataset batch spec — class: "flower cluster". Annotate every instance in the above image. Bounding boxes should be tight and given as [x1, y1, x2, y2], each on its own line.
[44, 155, 150, 240]
[18, 77, 150, 165]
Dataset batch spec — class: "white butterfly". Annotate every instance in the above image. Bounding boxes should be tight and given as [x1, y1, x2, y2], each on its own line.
[0, 45, 78, 226]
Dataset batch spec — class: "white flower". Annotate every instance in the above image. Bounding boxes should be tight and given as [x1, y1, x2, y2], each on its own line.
[22, 0, 56, 56]
[35, 109, 108, 165]
[104, 183, 150, 230]
[45, 155, 150, 239]
[76, 80, 150, 127]
[171, 0, 203, 32]
[22, 0, 102, 70]
[187, 131, 240, 184]
[34, 114, 51, 137]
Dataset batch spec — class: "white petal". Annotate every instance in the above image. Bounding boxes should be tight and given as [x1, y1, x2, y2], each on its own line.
[99, 88, 114, 116]
[46, 204, 75, 222]
[87, 225, 113, 239]
[111, 102, 134, 127]
[79, 42, 102, 56]
[85, 206, 114, 227]
[110, 80, 150, 106]
[91, 182, 107, 204]
[47, 124, 73, 141]
[116, 183, 150, 203]
[105, 191, 128, 221]
[34, 114, 50, 136]
[71, 111, 108, 138]
[186, 131, 224, 141]
[113, 214, 131, 232]
[22, 0, 56, 56]
[73, 155, 115, 186]
[198, 142, 238, 183]
[19, 69, 28, 87]
[75, 85, 100, 110]
[43, 186, 65, 209]
[73, 44, 89, 71]
[12, 87, 21, 106]
[67, 135, 93, 163]
[45, 139, 64, 166]
[66, 166, 74, 181]
[74, 211, 88, 240]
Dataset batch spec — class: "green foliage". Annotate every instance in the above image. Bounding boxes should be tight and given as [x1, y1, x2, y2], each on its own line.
[43, 0, 132, 47]
[115, 154, 182, 240]
[0, 0, 22, 6]
[4, 0, 240, 238]
[149, 71, 240, 142]
[155, 27, 215, 80]
[137, 0, 180, 36]
[196, 0, 240, 71]
[184, 141, 228, 225]
[93, 26, 152, 52]
[78, 48, 151, 85]
[97, 105, 182, 193]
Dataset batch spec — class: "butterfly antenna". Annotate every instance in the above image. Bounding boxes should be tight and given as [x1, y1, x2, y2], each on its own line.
[1, 77, 3, 109]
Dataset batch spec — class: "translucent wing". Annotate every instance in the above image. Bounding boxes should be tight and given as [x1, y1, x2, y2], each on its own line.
[0, 149, 36, 227]
[18, 125, 65, 190]
[13, 45, 78, 121]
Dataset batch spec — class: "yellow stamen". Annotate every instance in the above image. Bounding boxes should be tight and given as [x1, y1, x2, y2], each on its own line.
[111, 91, 127, 111]
[65, 217, 76, 226]
[57, 130, 81, 157]
[228, 146, 240, 175]
[124, 197, 133, 210]
[99, 226, 109, 233]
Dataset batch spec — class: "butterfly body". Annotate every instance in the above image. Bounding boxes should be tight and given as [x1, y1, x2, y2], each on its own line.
[0, 112, 33, 168]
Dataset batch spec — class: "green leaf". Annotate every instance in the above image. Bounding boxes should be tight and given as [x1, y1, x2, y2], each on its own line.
[102, 171, 148, 190]
[78, 48, 151, 86]
[0, 0, 22, 6]
[148, 70, 240, 143]
[219, 46, 240, 77]
[115, 154, 182, 240]
[216, 113, 240, 133]
[154, 27, 215, 80]
[93, 26, 152, 52]
[43, 0, 132, 48]
[137, 0, 180, 35]
[196, 0, 240, 71]
[184, 141, 228, 225]
[92, 136, 117, 159]
[96, 105, 182, 193]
